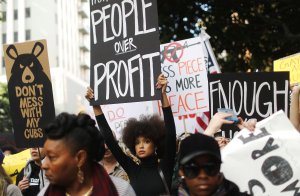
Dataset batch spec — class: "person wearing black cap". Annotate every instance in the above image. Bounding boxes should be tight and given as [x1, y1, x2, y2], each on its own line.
[16, 148, 48, 196]
[177, 133, 249, 196]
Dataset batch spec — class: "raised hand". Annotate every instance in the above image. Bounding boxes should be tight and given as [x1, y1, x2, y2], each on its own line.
[156, 73, 168, 93]
[85, 87, 103, 115]
[204, 112, 234, 136]
[85, 87, 94, 102]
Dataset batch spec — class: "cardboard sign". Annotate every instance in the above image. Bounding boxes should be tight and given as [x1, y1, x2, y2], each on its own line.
[3, 149, 30, 184]
[3, 40, 55, 148]
[160, 37, 209, 116]
[221, 111, 300, 195]
[274, 53, 300, 85]
[90, 0, 161, 105]
[208, 72, 289, 137]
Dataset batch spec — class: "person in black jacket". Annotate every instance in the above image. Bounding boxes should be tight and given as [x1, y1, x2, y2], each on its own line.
[177, 133, 249, 196]
[16, 148, 48, 196]
[86, 74, 177, 196]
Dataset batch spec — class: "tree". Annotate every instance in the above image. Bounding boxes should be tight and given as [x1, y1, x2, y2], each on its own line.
[157, 0, 300, 72]
[0, 83, 13, 132]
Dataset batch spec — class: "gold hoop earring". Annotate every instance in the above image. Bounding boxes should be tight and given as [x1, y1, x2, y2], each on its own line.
[78, 167, 84, 184]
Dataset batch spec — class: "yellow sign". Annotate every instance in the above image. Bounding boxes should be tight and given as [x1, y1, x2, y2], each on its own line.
[274, 53, 300, 85]
[2, 149, 30, 184]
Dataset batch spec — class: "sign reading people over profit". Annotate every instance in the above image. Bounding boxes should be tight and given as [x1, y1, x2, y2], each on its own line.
[274, 53, 300, 85]
[160, 37, 209, 116]
[221, 111, 300, 196]
[90, 0, 161, 105]
[208, 72, 289, 137]
[3, 40, 55, 148]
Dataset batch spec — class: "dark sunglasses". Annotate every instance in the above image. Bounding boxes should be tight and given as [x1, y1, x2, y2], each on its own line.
[182, 162, 220, 179]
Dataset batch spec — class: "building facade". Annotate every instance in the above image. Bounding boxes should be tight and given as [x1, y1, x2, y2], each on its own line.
[0, 0, 90, 114]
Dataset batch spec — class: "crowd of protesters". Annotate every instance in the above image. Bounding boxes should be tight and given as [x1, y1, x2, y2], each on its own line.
[0, 77, 299, 196]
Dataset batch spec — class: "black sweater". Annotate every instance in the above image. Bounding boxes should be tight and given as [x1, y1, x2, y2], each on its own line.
[96, 106, 176, 196]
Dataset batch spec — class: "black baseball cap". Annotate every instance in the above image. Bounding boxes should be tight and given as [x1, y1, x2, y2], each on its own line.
[179, 133, 221, 165]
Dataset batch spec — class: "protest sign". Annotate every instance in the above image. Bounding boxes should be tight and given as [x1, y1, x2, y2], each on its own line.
[200, 29, 221, 74]
[208, 72, 289, 138]
[222, 110, 300, 196]
[274, 53, 300, 85]
[3, 40, 55, 148]
[101, 101, 153, 139]
[160, 37, 209, 117]
[3, 149, 30, 184]
[90, 0, 161, 105]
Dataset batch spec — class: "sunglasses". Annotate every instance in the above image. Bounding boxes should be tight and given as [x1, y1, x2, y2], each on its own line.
[182, 162, 220, 179]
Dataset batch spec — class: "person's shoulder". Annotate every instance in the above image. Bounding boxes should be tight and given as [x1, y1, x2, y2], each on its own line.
[223, 178, 250, 196]
[110, 176, 136, 196]
[7, 184, 22, 196]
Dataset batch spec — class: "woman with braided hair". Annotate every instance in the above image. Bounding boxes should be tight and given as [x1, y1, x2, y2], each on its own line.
[38, 113, 135, 196]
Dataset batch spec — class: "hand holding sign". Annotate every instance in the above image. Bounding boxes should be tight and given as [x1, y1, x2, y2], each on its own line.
[85, 87, 103, 117]
[155, 73, 168, 93]
[18, 176, 30, 192]
[156, 73, 171, 108]
[237, 118, 257, 132]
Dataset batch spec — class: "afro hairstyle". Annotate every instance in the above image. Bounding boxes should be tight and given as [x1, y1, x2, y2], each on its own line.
[122, 114, 167, 158]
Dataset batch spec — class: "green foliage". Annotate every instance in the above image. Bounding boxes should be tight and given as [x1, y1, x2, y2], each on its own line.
[0, 83, 12, 132]
[157, 0, 300, 72]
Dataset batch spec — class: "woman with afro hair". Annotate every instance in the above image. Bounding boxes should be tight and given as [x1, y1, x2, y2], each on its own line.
[86, 74, 176, 196]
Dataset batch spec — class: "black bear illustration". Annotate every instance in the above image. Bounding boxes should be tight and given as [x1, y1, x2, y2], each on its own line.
[6, 42, 55, 147]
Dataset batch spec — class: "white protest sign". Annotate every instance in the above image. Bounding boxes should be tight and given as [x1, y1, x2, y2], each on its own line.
[160, 37, 209, 117]
[221, 110, 300, 196]
[101, 101, 154, 139]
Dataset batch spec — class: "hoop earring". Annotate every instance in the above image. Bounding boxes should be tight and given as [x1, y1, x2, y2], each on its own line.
[78, 167, 84, 184]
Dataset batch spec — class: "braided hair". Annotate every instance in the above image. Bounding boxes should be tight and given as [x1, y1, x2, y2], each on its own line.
[45, 113, 104, 163]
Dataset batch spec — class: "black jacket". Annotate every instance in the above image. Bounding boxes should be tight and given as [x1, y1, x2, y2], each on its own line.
[178, 177, 250, 196]
[213, 178, 250, 196]
[16, 160, 46, 196]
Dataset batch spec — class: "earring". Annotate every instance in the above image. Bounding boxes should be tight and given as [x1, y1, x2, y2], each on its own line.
[78, 167, 84, 184]
[154, 148, 158, 156]
[179, 175, 185, 182]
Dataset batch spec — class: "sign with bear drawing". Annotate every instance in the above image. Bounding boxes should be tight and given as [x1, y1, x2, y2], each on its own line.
[90, 0, 161, 105]
[3, 40, 55, 148]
